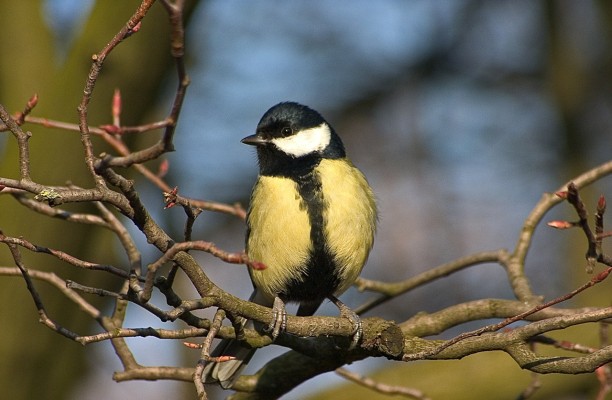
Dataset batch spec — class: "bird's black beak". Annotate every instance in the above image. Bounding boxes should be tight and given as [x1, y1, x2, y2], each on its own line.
[241, 134, 268, 146]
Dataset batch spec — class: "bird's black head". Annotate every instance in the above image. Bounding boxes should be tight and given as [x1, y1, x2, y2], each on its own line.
[242, 102, 346, 176]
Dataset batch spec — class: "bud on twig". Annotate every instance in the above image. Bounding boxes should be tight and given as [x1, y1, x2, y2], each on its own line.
[27, 93, 39, 110]
[14, 93, 40, 124]
[211, 355, 235, 362]
[547, 220, 575, 229]
[597, 195, 606, 214]
[163, 186, 178, 209]
[127, 21, 142, 37]
[112, 89, 121, 127]
[100, 124, 121, 135]
[248, 261, 267, 271]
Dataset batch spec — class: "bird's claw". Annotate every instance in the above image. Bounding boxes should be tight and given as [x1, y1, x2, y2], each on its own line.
[265, 296, 287, 340]
[330, 295, 362, 350]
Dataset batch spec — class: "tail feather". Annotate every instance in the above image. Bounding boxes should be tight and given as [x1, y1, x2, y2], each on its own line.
[202, 292, 323, 387]
[202, 328, 256, 389]
[202, 290, 272, 388]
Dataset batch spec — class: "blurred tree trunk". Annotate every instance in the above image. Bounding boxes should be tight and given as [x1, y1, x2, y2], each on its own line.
[0, 1, 197, 399]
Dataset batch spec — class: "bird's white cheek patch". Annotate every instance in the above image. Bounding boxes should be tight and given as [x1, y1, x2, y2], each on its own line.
[271, 123, 331, 157]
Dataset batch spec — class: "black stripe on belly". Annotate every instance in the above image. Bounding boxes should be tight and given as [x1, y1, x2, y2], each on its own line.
[278, 167, 341, 303]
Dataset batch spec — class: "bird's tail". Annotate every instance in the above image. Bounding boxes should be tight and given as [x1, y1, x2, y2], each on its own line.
[202, 327, 256, 388]
[202, 290, 272, 388]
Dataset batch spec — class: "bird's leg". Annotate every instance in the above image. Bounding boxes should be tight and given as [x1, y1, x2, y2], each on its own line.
[329, 295, 362, 350]
[266, 296, 287, 340]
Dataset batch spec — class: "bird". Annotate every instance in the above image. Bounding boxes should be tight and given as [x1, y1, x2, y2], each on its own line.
[203, 101, 377, 388]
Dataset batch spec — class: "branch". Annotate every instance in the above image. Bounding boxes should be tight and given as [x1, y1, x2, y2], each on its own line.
[354, 250, 509, 314]
[1, 247, 92, 342]
[194, 309, 226, 400]
[0, 267, 100, 319]
[2, 101, 246, 219]
[77, 326, 209, 345]
[0, 103, 32, 181]
[0, 233, 132, 279]
[77, 0, 156, 185]
[137, 240, 249, 303]
[403, 267, 611, 360]
[95, 0, 189, 170]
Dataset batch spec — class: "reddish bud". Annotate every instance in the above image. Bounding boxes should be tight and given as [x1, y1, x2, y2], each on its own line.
[249, 261, 267, 271]
[158, 159, 169, 178]
[597, 195, 606, 213]
[183, 342, 202, 350]
[214, 355, 236, 363]
[547, 220, 574, 229]
[131, 21, 142, 33]
[126, 21, 142, 38]
[100, 124, 121, 135]
[112, 89, 122, 121]
[595, 365, 608, 385]
[555, 191, 568, 199]
[163, 187, 179, 209]
[593, 267, 611, 282]
[27, 93, 39, 109]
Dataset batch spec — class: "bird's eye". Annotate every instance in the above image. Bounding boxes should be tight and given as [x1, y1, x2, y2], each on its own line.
[281, 127, 293, 136]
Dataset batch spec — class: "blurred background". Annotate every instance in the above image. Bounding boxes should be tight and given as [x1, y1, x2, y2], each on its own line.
[1, 1, 612, 399]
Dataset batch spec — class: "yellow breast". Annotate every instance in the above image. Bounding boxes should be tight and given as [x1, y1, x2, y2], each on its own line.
[246, 158, 376, 301]
[247, 176, 312, 299]
[317, 158, 377, 294]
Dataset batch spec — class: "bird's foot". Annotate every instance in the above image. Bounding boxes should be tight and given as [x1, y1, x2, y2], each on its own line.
[265, 296, 287, 340]
[329, 295, 362, 350]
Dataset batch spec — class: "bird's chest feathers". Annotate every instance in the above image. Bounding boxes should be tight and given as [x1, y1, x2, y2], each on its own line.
[247, 159, 375, 299]
[247, 175, 313, 280]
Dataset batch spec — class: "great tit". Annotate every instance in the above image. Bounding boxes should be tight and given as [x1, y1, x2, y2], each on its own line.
[204, 102, 377, 388]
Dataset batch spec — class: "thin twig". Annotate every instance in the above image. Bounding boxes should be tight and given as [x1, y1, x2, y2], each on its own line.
[194, 309, 226, 400]
[566, 182, 598, 272]
[0, 267, 100, 319]
[2, 111, 247, 219]
[77, 0, 156, 185]
[78, 326, 209, 345]
[336, 368, 431, 400]
[138, 240, 249, 303]
[0, 233, 132, 279]
[354, 250, 509, 314]
[67, 280, 124, 299]
[13, 192, 109, 226]
[4, 245, 82, 341]
[98, 0, 189, 170]
[0, 103, 32, 181]
[93, 200, 142, 274]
